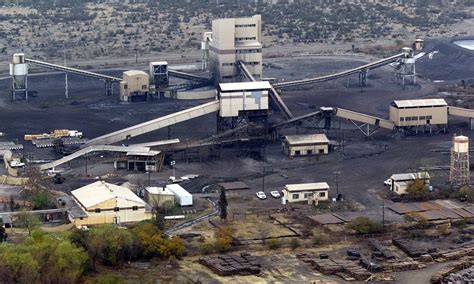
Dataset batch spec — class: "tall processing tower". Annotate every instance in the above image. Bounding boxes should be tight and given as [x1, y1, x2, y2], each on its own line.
[450, 135, 470, 187]
[206, 15, 263, 84]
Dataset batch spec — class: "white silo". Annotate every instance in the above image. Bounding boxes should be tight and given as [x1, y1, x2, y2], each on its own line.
[9, 53, 29, 100]
[450, 135, 470, 186]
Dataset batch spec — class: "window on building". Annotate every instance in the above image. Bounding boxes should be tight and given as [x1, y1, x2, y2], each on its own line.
[124, 84, 128, 90]
[94, 208, 101, 213]
[132, 206, 138, 211]
[141, 85, 147, 90]
[307, 150, 313, 155]
[426, 115, 433, 120]
[295, 150, 301, 156]
[319, 149, 324, 154]
[114, 207, 120, 212]
[79, 217, 83, 220]
[400, 117, 405, 122]
[304, 193, 313, 199]
[292, 193, 299, 200]
[319, 192, 326, 197]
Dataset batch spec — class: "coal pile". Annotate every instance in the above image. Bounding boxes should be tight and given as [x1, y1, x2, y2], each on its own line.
[199, 252, 261, 276]
[444, 266, 474, 283]
[417, 38, 474, 81]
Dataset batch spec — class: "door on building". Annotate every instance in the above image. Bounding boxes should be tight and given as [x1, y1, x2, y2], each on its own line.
[113, 217, 120, 224]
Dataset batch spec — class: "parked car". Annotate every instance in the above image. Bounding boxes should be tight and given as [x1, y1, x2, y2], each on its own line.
[270, 191, 281, 198]
[256, 191, 267, 200]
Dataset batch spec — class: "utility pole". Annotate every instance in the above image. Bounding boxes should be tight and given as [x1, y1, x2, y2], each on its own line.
[64, 50, 68, 99]
[171, 160, 176, 179]
[333, 171, 341, 197]
[262, 166, 265, 192]
[382, 201, 385, 231]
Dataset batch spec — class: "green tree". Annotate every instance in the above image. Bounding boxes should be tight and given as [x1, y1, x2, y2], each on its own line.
[85, 274, 125, 284]
[218, 188, 228, 220]
[30, 191, 54, 210]
[346, 217, 383, 235]
[406, 179, 428, 199]
[213, 226, 234, 253]
[160, 237, 186, 258]
[16, 210, 40, 235]
[0, 226, 6, 242]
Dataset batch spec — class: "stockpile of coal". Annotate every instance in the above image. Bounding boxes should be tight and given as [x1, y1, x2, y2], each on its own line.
[417, 37, 474, 82]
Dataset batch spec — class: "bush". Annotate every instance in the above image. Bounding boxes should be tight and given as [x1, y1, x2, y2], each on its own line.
[346, 217, 383, 235]
[85, 274, 125, 284]
[312, 233, 327, 246]
[213, 226, 234, 253]
[290, 238, 300, 250]
[199, 243, 211, 255]
[267, 239, 280, 250]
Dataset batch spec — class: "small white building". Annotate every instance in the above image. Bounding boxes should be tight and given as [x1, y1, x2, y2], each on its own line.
[145, 187, 175, 207]
[166, 184, 193, 206]
[389, 172, 430, 195]
[69, 181, 152, 227]
[283, 182, 330, 204]
[282, 134, 330, 157]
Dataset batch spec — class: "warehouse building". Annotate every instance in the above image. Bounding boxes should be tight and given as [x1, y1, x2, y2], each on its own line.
[282, 134, 330, 157]
[207, 15, 262, 83]
[120, 70, 150, 102]
[283, 182, 330, 204]
[389, 99, 448, 130]
[68, 181, 152, 227]
[388, 172, 430, 195]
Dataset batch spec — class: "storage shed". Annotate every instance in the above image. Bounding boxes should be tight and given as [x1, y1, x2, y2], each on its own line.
[389, 172, 430, 195]
[145, 187, 175, 207]
[282, 134, 330, 157]
[166, 184, 193, 206]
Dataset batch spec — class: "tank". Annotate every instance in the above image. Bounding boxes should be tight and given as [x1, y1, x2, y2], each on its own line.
[454, 135, 469, 153]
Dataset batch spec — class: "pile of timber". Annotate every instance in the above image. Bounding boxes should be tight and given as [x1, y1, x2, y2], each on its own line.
[369, 239, 395, 259]
[297, 254, 371, 281]
[430, 259, 474, 283]
[382, 260, 419, 272]
[392, 239, 429, 257]
[199, 252, 261, 276]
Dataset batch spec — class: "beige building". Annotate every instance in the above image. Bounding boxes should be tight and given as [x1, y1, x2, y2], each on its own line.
[120, 70, 150, 102]
[389, 172, 430, 195]
[207, 15, 263, 83]
[389, 99, 448, 128]
[282, 134, 330, 157]
[145, 186, 175, 207]
[283, 182, 330, 204]
[69, 181, 152, 227]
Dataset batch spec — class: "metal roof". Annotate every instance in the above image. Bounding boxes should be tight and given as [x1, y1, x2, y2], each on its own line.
[392, 99, 447, 108]
[284, 134, 330, 145]
[71, 181, 147, 209]
[146, 187, 174, 195]
[284, 182, 330, 192]
[123, 70, 148, 77]
[126, 150, 161, 156]
[308, 213, 345, 225]
[150, 61, 168, 65]
[390, 172, 430, 181]
[218, 181, 250, 190]
[219, 81, 271, 92]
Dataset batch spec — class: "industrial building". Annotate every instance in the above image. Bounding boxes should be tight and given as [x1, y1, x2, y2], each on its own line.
[145, 187, 175, 207]
[120, 70, 150, 102]
[68, 181, 152, 227]
[113, 150, 164, 172]
[283, 182, 330, 204]
[389, 99, 448, 130]
[388, 172, 430, 195]
[206, 15, 263, 83]
[282, 134, 330, 157]
[217, 81, 270, 134]
[149, 61, 169, 88]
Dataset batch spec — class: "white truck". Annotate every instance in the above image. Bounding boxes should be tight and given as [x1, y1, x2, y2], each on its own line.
[68, 130, 83, 138]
